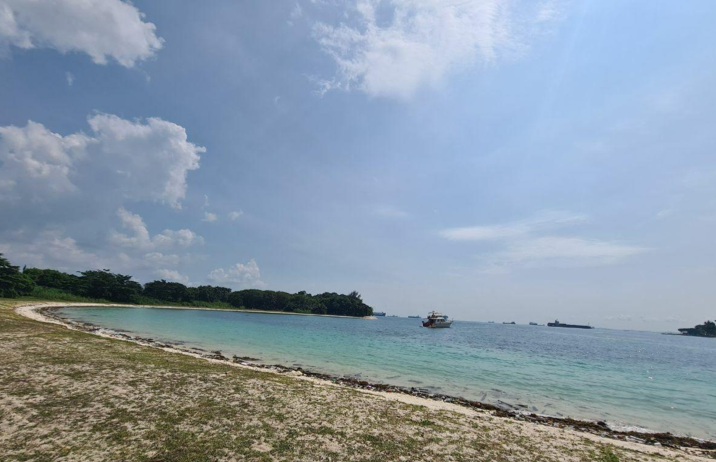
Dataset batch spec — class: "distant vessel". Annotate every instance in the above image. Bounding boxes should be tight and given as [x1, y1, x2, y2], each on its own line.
[529, 322, 539, 326]
[422, 311, 453, 328]
[503, 322, 516, 325]
[547, 320, 594, 329]
[374, 312, 386, 317]
[408, 315, 421, 319]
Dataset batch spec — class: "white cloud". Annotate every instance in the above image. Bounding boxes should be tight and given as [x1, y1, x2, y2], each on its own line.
[87, 114, 204, 209]
[228, 210, 244, 221]
[0, 0, 163, 67]
[0, 114, 204, 209]
[202, 212, 218, 222]
[0, 121, 92, 202]
[440, 211, 587, 241]
[65, 71, 74, 86]
[312, 0, 561, 99]
[155, 268, 190, 284]
[110, 207, 204, 251]
[143, 252, 180, 267]
[207, 259, 267, 289]
[288, 3, 303, 26]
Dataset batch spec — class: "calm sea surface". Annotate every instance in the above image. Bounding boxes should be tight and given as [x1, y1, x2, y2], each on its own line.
[57, 306, 716, 440]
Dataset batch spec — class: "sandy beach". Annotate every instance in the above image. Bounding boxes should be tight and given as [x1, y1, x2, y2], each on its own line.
[2, 300, 714, 461]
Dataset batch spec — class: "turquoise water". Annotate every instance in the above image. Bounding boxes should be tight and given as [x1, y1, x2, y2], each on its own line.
[58, 306, 716, 440]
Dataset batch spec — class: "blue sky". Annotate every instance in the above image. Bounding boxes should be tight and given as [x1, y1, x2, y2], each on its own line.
[1, 0, 715, 330]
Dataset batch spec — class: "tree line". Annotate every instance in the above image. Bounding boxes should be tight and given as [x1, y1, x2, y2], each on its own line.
[0, 253, 373, 317]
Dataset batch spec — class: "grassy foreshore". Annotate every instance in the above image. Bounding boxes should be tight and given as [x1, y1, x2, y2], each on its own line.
[1, 300, 713, 462]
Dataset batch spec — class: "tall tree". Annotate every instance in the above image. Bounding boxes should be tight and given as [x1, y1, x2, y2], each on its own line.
[0, 254, 36, 298]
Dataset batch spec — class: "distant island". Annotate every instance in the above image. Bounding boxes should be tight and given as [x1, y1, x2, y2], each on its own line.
[678, 320, 716, 338]
[0, 253, 373, 318]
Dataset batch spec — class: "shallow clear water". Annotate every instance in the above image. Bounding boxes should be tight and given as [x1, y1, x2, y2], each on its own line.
[58, 306, 716, 440]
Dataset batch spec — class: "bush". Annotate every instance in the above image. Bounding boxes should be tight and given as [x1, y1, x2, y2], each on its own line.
[29, 286, 110, 303]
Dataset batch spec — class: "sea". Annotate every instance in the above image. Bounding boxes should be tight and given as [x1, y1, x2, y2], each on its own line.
[57, 306, 716, 440]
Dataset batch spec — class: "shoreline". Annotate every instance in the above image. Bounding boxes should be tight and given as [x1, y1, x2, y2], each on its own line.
[13, 301, 376, 320]
[14, 301, 716, 457]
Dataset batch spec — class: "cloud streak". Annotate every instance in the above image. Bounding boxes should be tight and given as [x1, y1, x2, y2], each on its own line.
[442, 211, 648, 271]
[440, 211, 588, 241]
[492, 237, 648, 269]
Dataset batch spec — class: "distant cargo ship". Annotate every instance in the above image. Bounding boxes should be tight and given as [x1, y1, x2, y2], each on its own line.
[374, 312, 386, 317]
[408, 315, 421, 318]
[547, 320, 594, 329]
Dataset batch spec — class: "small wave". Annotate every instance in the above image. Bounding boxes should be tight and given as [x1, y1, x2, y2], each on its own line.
[607, 423, 658, 435]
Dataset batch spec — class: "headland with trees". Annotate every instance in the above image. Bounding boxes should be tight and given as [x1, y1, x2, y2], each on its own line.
[678, 320, 716, 338]
[0, 254, 373, 317]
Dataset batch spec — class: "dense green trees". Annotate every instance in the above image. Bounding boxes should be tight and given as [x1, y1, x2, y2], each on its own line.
[2, 255, 373, 317]
[143, 280, 188, 303]
[0, 254, 35, 298]
[22, 268, 81, 292]
[223, 289, 372, 316]
[80, 270, 142, 303]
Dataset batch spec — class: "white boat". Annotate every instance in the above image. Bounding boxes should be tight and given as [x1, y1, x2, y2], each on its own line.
[422, 311, 453, 328]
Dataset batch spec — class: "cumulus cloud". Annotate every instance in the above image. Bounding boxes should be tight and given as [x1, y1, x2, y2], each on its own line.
[312, 0, 562, 99]
[155, 268, 190, 284]
[87, 114, 204, 209]
[65, 71, 74, 86]
[0, 113, 204, 280]
[110, 207, 204, 251]
[0, 114, 204, 209]
[0, 121, 92, 202]
[0, 0, 163, 67]
[207, 259, 267, 289]
[228, 210, 243, 221]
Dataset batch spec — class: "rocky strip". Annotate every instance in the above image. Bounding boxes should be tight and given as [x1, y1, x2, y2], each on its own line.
[32, 305, 716, 458]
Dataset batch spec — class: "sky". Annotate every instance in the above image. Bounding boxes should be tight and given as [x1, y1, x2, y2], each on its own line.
[1, 0, 715, 331]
